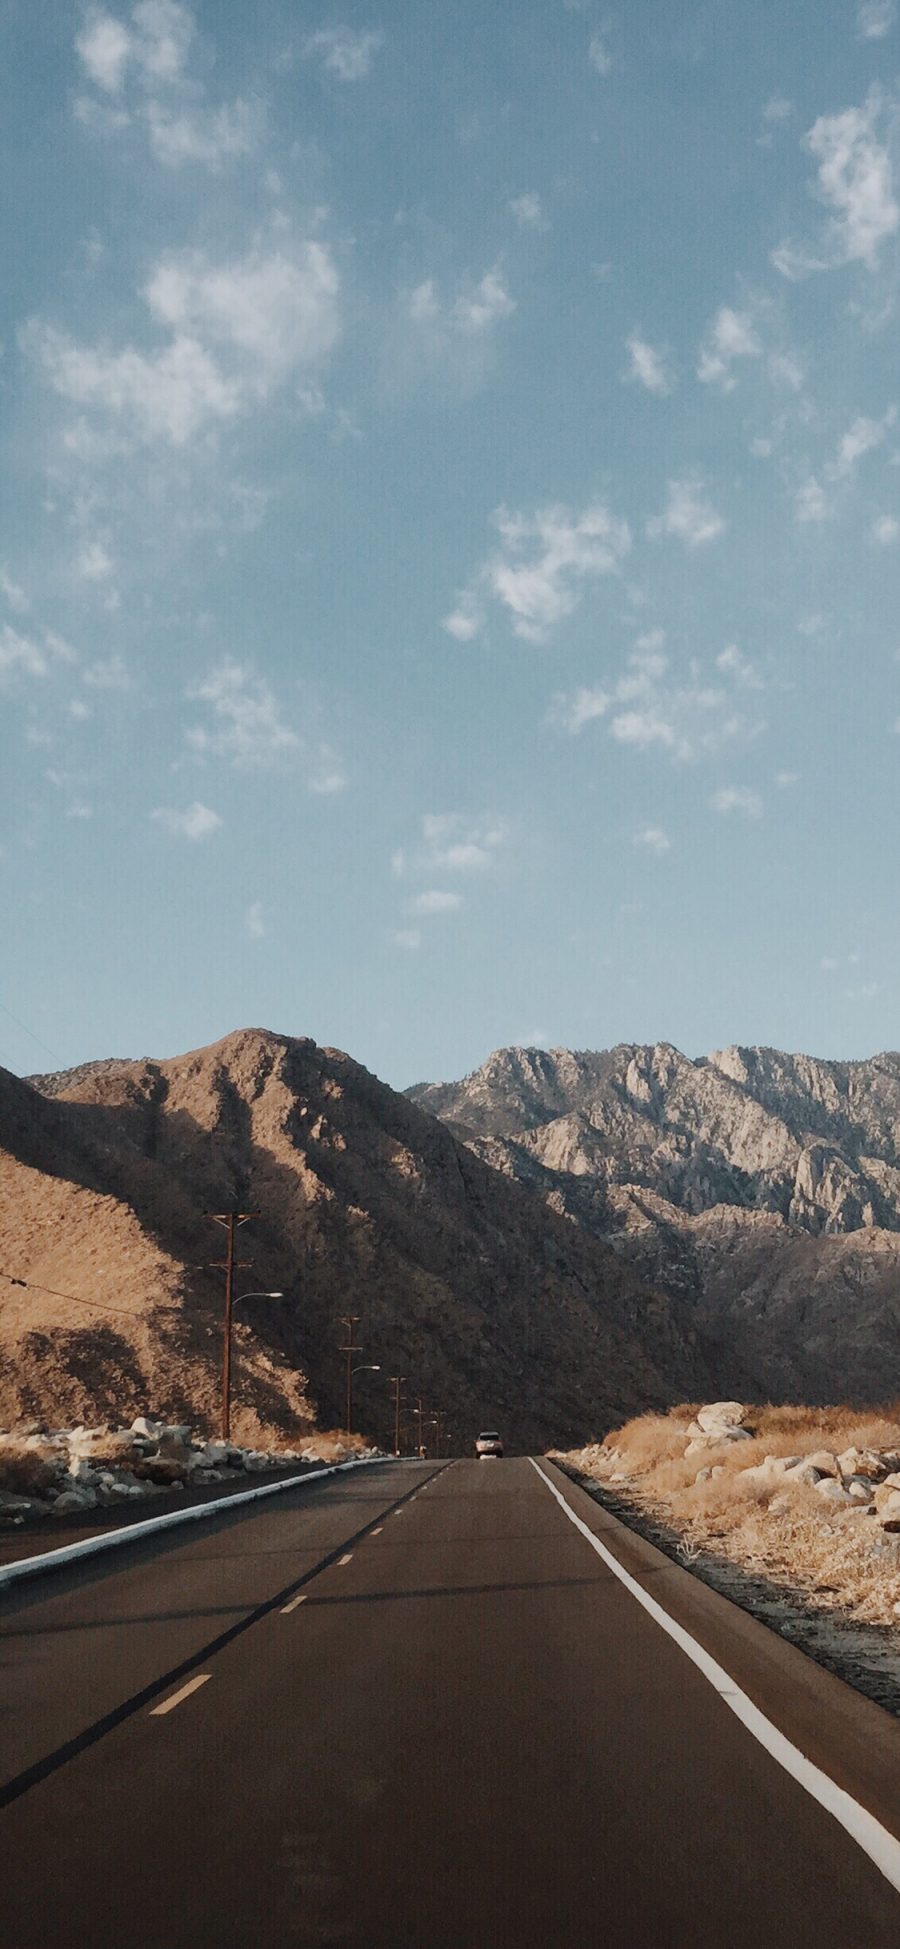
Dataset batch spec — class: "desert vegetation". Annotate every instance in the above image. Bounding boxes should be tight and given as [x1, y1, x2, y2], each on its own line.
[555, 1400, 900, 1633]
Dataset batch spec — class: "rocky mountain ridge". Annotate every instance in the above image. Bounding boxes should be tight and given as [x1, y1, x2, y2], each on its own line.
[408, 1042, 900, 1404]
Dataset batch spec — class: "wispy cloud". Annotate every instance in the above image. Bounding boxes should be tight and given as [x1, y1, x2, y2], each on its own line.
[509, 192, 549, 231]
[151, 799, 222, 840]
[446, 500, 630, 643]
[75, 4, 261, 170]
[408, 889, 463, 915]
[697, 307, 762, 389]
[0, 569, 30, 615]
[394, 812, 509, 879]
[625, 333, 672, 395]
[772, 89, 899, 276]
[246, 900, 266, 939]
[552, 632, 762, 764]
[710, 785, 763, 819]
[304, 27, 383, 82]
[588, 30, 612, 75]
[186, 658, 299, 768]
[647, 478, 725, 548]
[26, 241, 340, 449]
[632, 825, 671, 854]
[857, 0, 895, 39]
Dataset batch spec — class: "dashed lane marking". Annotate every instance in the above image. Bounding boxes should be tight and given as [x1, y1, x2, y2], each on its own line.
[149, 1674, 211, 1717]
[281, 1593, 308, 1614]
[371, 1526, 383, 1535]
[338, 1553, 353, 1565]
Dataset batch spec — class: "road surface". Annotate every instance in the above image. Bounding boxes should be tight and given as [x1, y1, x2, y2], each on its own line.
[2, 1456, 900, 1946]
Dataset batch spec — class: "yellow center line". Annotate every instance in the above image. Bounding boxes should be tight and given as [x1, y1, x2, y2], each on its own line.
[150, 1674, 211, 1717]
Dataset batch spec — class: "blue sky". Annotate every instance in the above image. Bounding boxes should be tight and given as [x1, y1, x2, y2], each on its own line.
[3, 0, 900, 1088]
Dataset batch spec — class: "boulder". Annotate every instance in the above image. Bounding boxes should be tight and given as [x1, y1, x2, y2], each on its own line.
[783, 1459, 826, 1486]
[53, 1487, 97, 1512]
[696, 1402, 748, 1433]
[875, 1488, 900, 1531]
[814, 1477, 853, 1503]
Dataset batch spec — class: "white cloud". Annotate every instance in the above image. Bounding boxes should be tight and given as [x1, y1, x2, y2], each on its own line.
[246, 901, 266, 939]
[442, 592, 484, 641]
[827, 410, 893, 478]
[0, 569, 30, 614]
[305, 27, 383, 82]
[0, 625, 49, 682]
[145, 98, 259, 169]
[553, 634, 759, 765]
[395, 814, 508, 889]
[409, 890, 463, 915]
[509, 192, 548, 231]
[307, 746, 347, 795]
[710, 786, 763, 819]
[775, 770, 799, 787]
[588, 31, 612, 74]
[83, 654, 130, 688]
[392, 928, 421, 950]
[419, 812, 508, 873]
[145, 244, 340, 377]
[152, 800, 222, 840]
[633, 825, 671, 854]
[772, 90, 899, 276]
[550, 685, 610, 734]
[794, 475, 831, 522]
[28, 241, 340, 449]
[186, 658, 299, 768]
[75, 5, 261, 172]
[448, 500, 630, 644]
[77, 539, 115, 582]
[647, 478, 725, 548]
[28, 322, 241, 447]
[762, 96, 793, 125]
[873, 513, 900, 542]
[715, 643, 762, 687]
[76, 12, 133, 92]
[697, 308, 762, 390]
[857, 0, 895, 38]
[767, 350, 805, 390]
[625, 333, 671, 395]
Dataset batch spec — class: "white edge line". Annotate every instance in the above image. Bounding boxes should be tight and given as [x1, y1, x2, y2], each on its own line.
[0, 1457, 395, 1595]
[530, 1458, 900, 1898]
[149, 1672, 211, 1716]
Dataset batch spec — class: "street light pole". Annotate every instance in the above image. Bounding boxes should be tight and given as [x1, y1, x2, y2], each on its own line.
[339, 1316, 362, 1434]
[390, 1375, 407, 1456]
[414, 1396, 424, 1457]
[205, 1210, 258, 1441]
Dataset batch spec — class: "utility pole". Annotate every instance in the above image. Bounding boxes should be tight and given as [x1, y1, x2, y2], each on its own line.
[434, 1407, 443, 1458]
[390, 1375, 407, 1456]
[414, 1396, 424, 1457]
[339, 1315, 362, 1435]
[205, 1211, 258, 1441]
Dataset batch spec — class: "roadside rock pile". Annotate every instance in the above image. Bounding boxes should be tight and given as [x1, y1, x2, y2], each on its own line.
[589, 1401, 900, 1533]
[0, 1419, 373, 1524]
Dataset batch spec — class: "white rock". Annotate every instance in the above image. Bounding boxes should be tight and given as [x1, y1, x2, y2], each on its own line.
[814, 1477, 853, 1503]
[696, 1402, 748, 1433]
[783, 1460, 826, 1485]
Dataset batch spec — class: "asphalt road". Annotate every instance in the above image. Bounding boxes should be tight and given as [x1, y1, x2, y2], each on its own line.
[2, 1456, 900, 1947]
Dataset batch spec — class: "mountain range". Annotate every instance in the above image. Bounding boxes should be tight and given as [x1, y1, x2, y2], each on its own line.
[408, 1041, 900, 1403]
[0, 1030, 709, 1448]
[4, 1030, 900, 1448]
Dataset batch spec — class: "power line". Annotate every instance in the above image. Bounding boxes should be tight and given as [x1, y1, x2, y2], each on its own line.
[0, 1269, 175, 1325]
[0, 999, 64, 1066]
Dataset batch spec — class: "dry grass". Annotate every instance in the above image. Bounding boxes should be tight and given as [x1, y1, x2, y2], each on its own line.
[558, 1401, 900, 1633]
